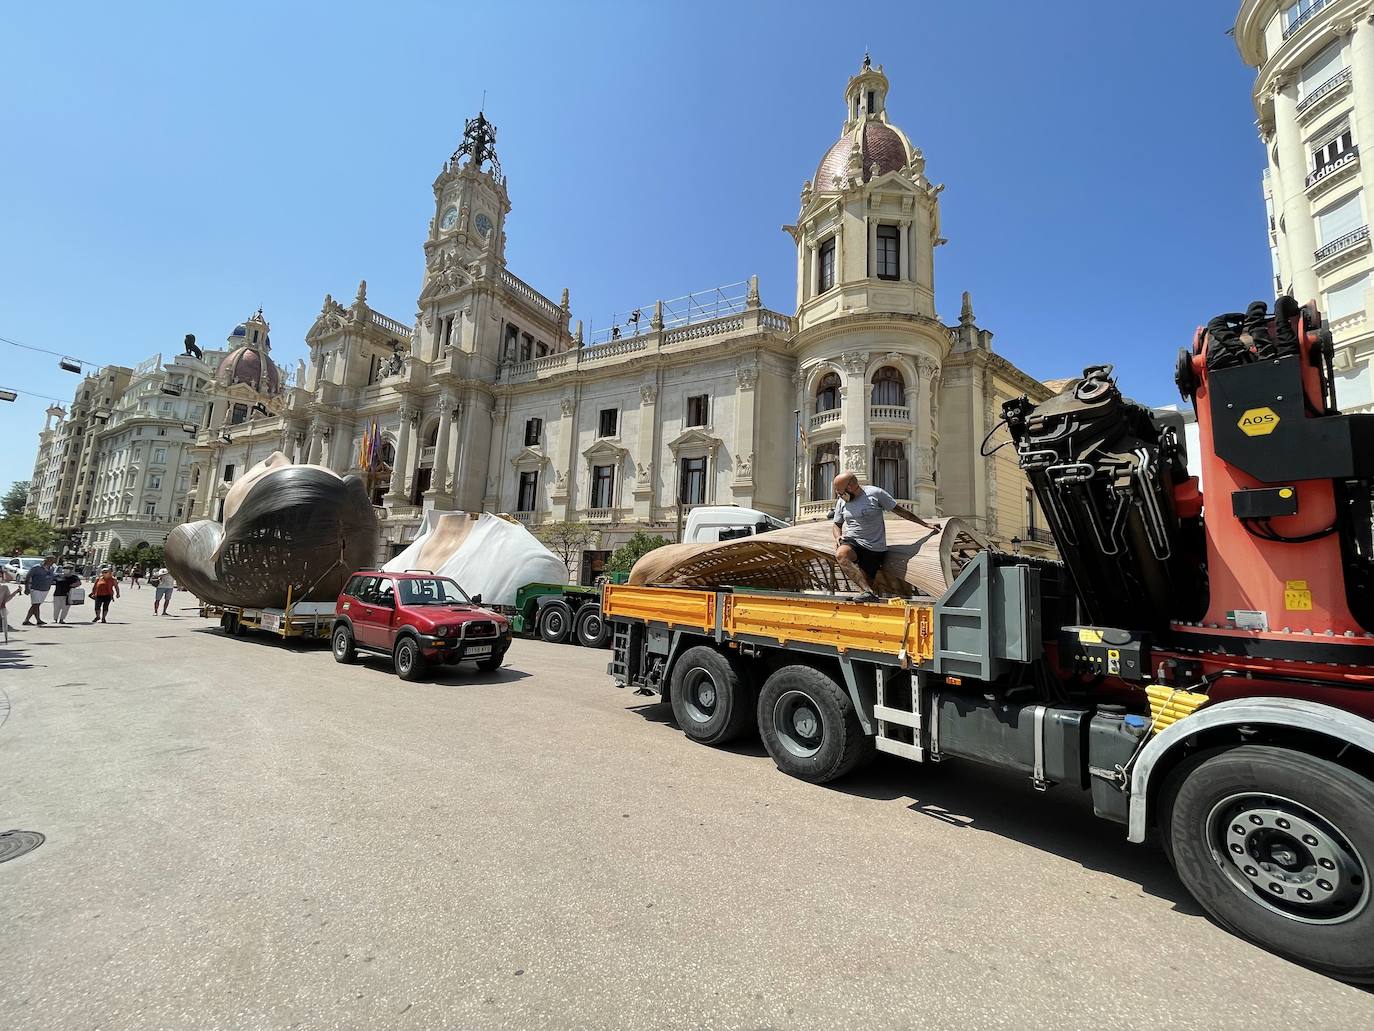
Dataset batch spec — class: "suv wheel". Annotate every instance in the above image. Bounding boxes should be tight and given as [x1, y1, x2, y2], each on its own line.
[332, 624, 356, 664]
[394, 636, 427, 682]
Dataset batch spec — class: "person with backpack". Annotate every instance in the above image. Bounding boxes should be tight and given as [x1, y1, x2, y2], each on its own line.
[91, 566, 120, 623]
[51, 565, 82, 625]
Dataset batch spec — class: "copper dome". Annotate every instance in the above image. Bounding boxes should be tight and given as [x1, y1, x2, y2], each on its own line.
[217, 347, 281, 395]
[814, 121, 910, 189]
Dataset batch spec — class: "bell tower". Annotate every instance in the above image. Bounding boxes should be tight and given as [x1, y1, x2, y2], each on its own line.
[424, 112, 511, 275]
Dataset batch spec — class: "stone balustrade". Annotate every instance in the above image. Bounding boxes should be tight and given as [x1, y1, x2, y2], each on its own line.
[870, 404, 911, 422]
[500, 267, 563, 322]
[810, 409, 842, 431]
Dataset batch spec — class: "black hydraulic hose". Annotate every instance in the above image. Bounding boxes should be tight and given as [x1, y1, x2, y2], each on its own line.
[1241, 516, 1337, 545]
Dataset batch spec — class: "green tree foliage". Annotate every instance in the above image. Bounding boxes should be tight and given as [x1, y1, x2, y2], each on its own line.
[534, 521, 599, 578]
[0, 514, 57, 557]
[1, 480, 30, 518]
[108, 543, 165, 570]
[606, 530, 669, 576]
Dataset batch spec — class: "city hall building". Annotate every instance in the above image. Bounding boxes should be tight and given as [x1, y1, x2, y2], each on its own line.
[177, 58, 1054, 579]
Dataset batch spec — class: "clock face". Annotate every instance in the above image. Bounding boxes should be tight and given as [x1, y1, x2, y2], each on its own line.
[475, 212, 493, 238]
[440, 206, 458, 230]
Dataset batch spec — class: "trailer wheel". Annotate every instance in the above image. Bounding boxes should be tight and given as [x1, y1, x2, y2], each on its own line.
[668, 645, 753, 746]
[1163, 745, 1374, 982]
[757, 665, 873, 784]
[394, 636, 427, 682]
[538, 601, 573, 644]
[331, 624, 356, 664]
[575, 604, 611, 649]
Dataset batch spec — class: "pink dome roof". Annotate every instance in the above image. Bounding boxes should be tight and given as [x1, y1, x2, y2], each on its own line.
[217, 347, 281, 395]
[814, 121, 909, 188]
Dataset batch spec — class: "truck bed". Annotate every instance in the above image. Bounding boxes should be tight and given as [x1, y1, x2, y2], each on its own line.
[602, 583, 935, 664]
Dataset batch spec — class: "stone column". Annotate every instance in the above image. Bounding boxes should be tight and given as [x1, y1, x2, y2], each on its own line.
[387, 402, 413, 501]
[552, 393, 578, 520]
[432, 392, 454, 495]
[633, 384, 657, 520]
[914, 356, 939, 515]
[449, 397, 469, 508]
[1349, 21, 1374, 243]
[839, 350, 869, 481]
[970, 360, 988, 529]
[731, 365, 757, 502]
[899, 217, 912, 282]
[1272, 78, 1321, 304]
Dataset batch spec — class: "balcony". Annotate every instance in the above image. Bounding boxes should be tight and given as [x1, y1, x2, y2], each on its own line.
[1297, 66, 1353, 121]
[870, 404, 910, 423]
[586, 508, 615, 523]
[511, 511, 534, 525]
[1314, 224, 1371, 274]
[1305, 147, 1359, 198]
[810, 408, 842, 431]
[1282, 0, 1328, 40]
[798, 500, 834, 520]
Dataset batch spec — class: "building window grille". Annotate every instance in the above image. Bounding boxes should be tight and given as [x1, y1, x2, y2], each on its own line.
[591, 464, 615, 509]
[679, 456, 707, 506]
[875, 224, 900, 280]
[871, 366, 905, 405]
[525, 417, 543, 446]
[598, 408, 618, 438]
[517, 471, 538, 512]
[816, 372, 842, 413]
[811, 442, 840, 501]
[873, 440, 908, 499]
[686, 395, 709, 428]
[818, 238, 836, 293]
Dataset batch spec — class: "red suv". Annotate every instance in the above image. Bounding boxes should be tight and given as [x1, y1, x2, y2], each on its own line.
[332, 570, 512, 681]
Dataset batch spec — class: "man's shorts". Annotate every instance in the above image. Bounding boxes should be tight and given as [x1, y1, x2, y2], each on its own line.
[838, 537, 886, 581]
[155, 587, 174, 602]
[27, 589, 50, 605]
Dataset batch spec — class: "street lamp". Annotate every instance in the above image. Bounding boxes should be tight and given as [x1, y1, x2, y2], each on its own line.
[59, 358, 83, 374]
[0, 388, 16, 402]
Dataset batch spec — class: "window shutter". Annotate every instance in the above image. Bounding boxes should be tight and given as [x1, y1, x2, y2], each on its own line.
[1317, 192, 1364, 244]
[1299, 41, 1343, 95]
[1324, 273, 1369, 320]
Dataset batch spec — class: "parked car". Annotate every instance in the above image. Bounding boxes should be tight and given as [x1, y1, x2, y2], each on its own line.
[4, 557, 45, 581]
[331, 569, 512, 681]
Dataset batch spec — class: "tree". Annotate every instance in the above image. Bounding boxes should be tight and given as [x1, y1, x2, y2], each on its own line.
[534, 521, 599, 579]
[0, 514, 57, 556]
[607, 530, 669, 576]
[2, 481, 30, 518]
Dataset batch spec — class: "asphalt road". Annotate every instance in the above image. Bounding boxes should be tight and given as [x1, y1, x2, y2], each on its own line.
[2, 594, 1372, 1030]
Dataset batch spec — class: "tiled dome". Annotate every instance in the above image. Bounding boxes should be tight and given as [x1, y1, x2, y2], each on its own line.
[814, 121, 910, 189]
[217, 346, 281, 395]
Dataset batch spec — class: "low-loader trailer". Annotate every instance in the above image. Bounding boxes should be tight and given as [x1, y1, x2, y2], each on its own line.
[607, 298, 1374, 982]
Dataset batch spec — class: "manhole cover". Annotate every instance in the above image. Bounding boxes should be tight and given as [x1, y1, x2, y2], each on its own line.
[0, 830, 44, 863]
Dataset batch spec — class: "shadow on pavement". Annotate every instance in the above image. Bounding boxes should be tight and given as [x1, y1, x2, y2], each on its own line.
[0, 647, 32, 670]
[189, 626, 328, 653]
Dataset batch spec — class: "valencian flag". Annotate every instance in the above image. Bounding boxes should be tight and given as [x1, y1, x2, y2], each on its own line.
[358, 418, 381, 472]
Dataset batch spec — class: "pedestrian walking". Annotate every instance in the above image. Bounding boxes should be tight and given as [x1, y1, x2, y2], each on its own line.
[22, 555, 58, 626]
[51, 566, 82, 625]
[152, 568, 176, 615]
[131, 566, 143, 589]
[0, 569, 19, 642]
[90, 565, 119, 623]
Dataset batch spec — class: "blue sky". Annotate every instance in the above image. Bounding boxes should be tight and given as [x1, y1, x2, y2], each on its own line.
[0, 1, 1265, 496]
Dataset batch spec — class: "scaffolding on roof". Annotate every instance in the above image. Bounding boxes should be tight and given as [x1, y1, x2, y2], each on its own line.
[585, 280, 751, 346]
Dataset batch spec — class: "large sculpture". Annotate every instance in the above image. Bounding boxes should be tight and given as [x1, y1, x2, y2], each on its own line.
[167, 452, 378, 608]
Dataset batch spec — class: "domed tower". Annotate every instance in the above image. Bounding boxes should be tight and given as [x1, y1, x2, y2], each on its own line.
[788, 56, 948, 517]
[216, 308, 281, 396]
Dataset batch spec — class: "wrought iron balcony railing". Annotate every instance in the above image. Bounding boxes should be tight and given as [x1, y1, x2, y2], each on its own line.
[1314, 224, 1370, 262]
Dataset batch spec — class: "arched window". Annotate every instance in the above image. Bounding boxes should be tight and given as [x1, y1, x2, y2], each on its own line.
[424, 422, 440, 448]
[811, 442, 840, 501]
[871, 366, 905, 406]
[816, 372, 841, 413]
[380, 439, 396, 468]
[873, 440, 908, 500]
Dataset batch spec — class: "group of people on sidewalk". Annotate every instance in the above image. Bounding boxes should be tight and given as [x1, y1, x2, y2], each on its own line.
[0, 555, 179, 630]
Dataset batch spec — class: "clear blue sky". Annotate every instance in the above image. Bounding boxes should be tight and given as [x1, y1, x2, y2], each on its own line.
[0, 0, 1265, 496]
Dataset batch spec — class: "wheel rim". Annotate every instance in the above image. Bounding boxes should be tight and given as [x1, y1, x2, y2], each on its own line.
[1206, 791, 1370, 925]
[397, 642, 413, 674]
[583, 613, 603, 640]
[681, 666, 719, 724]
[334, 630, 348, 656]
[772, 689, 824, 759]
[546, 611, 565, 637]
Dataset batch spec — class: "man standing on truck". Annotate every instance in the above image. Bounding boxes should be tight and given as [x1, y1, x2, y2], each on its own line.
[831, 470, 936, 602]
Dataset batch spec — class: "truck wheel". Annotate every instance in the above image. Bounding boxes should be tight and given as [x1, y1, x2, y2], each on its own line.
[331, 625, 356, 664]
[1163, 745, 1374, 982]
[394, 637, 427, 682]
[669, 645, 753, 746]
[575, 604, 611, 648]
[757, 665, 873, 784]
[538, 601, 572, 644]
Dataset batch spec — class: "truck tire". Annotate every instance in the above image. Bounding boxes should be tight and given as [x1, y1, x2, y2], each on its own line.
[538, 601, 572, 644]
[331, 624, 356, 664]
[575, 604, 611, 649]
[669, 645, 754, 746]
[1163, 744, 1374, 983]
[757, 665, 873, 784]
[394, 636, 427, 682]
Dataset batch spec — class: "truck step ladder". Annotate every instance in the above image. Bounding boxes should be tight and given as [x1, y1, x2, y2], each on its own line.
[872, 667, 924, 762]
[608, 624, 632, 686]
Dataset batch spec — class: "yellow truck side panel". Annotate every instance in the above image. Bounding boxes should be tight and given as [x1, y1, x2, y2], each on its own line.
[602, 585, 717, 633]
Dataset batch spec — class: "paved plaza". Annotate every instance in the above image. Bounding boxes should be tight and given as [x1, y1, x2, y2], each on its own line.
[2, 597, 1372, 1030]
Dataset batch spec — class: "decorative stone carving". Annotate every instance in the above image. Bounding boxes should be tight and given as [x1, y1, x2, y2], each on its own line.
[914, 446, 935, 479]
[306, 293, 354, 339]
[554, 469, 568, 491]
[839, 350, 869, 375]
[915, 355, 939, 379]
[843, 445, 867, 474]
[559, 396, 576, 417]
[736, 366, 757, 390]
[736, 452, 754, 479]
[396, 402, 410, 422]
[636, 461, 651, 482]
[640, 385, 658, 405]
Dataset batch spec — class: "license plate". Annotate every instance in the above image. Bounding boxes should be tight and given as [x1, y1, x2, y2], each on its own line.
[466, 645, 492, 657]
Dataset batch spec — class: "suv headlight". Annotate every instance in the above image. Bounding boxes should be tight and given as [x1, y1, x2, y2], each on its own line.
[435, 625, 450, 637]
